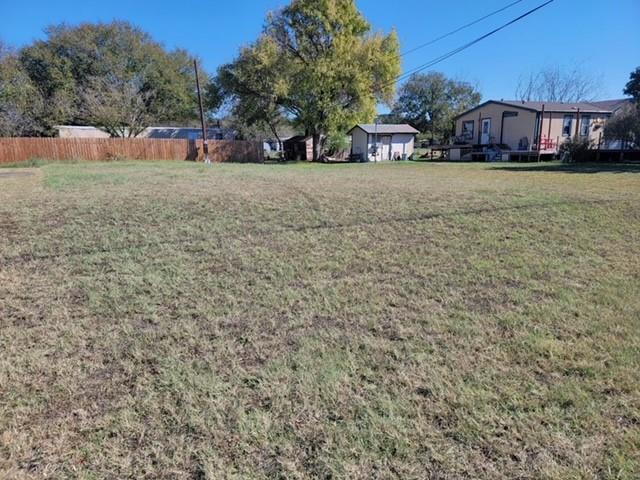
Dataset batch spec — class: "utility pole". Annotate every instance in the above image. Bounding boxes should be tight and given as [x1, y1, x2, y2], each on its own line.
[194, 59, 210, 164]
[374, 117, 378, 163]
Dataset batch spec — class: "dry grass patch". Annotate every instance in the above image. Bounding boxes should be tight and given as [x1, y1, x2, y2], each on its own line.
[1, 161, 639, 479]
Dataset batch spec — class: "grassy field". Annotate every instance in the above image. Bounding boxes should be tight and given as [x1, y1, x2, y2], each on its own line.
[1, 160, 639, 479]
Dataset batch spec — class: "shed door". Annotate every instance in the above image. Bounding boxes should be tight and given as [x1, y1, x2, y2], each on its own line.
[381, 135, 392, 160]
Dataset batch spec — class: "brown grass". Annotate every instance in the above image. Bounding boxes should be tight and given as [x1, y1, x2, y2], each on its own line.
[0, 160, 639, 479]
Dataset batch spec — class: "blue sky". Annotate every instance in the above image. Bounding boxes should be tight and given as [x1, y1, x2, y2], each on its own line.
[2, 0, 639, 102]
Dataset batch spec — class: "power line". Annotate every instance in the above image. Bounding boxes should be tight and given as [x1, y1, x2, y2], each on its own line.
[389, 0, 554, 87]
[401, 0, 525, 57]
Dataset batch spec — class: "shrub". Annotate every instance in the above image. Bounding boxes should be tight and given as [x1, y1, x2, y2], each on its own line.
[559, 137, 593, 163]
[325, 133, 350, 156]
[604, 105, 640, 148]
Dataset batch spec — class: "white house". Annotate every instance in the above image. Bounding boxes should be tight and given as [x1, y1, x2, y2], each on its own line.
[348, 124, 419, 161]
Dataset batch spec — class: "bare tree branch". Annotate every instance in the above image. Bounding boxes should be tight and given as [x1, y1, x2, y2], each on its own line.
[515, 66, 601, 102]
[80, 75, 156, 137]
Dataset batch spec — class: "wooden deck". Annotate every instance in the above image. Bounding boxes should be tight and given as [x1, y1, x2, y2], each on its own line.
[423, 144, 557, 162]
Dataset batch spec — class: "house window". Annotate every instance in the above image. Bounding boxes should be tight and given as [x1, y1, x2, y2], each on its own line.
[462, 121, 474, 140]
[562, 115, 573, 137]
[580, 115, 591, 136]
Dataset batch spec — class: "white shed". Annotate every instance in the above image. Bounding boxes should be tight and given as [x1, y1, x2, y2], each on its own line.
[348, 124, 419, 161]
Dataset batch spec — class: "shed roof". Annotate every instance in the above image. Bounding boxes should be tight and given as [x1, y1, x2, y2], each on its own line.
[283, 135, 312, 143]
[349, 124, 419, 135]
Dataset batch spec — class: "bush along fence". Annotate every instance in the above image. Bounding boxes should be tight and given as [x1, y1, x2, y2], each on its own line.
[0, 138, 264, 164]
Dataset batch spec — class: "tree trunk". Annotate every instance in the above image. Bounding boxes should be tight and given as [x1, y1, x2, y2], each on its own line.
[268, 122, 283, 162]
[312, 132, 324, 162]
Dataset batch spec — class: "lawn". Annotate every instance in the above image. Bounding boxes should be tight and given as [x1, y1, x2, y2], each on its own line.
[1, 160, 639, 479]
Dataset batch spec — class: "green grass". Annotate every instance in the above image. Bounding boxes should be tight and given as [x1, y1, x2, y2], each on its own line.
[1, 160, 639, 479]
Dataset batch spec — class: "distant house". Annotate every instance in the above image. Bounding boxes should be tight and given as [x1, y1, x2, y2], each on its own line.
[54, 125, 111, 138]
[453, 99, 632, 152]
[54, 125, 236, 140]
[264, 136, 293, 154]
[348, 124, 419, 161]
[283, 135, 313, 161]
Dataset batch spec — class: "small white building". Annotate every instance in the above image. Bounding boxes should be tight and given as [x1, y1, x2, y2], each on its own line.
[348, 124, 419, 161]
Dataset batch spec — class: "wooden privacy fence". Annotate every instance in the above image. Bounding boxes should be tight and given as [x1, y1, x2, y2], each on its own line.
[0, 138, 264, 164]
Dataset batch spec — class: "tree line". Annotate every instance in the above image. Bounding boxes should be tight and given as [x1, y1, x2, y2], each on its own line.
[1, 0, 637, 159]
[0, 22, 204, 138]
[0, 0, 479, 160]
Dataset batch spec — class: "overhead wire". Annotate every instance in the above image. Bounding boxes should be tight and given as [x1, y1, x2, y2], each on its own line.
[400, 0, 525, 57]
[385, 0, 555, 88]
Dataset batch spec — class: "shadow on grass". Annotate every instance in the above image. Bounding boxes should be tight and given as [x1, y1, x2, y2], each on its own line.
[263, 159, 357, 166]
[492, 163, 640, 174]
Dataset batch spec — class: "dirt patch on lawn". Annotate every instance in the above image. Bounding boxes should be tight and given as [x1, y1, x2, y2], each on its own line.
[0, 213, 19, 235]
[0, 170, 37, 178]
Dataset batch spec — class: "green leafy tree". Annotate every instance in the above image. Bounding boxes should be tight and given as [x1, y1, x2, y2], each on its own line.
[624, 67, 640, 105]
[605, 106, 640, 147]
[0, 41, 45, 136]
[391, 72, 481, 143]
[217, 37, 289, 151]
[217, 0, 400, 160]
[18, 21, 203, 136]
[325, 132, 350, 155]
[603, 67, 640, 148]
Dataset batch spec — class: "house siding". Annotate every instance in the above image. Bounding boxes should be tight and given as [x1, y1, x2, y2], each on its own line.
[455, 102, 610, 151]
[456, 103, 537, 149]
[351, 127, 369, 158]
[389, 133, 415, 160]
[350, 125, 416, 161]
[540, 112, 609, 147]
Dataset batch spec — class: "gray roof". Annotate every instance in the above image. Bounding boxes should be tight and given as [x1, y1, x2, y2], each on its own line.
[498, 100, 613, 113]
[350, 124, 419, 135]
[456, 99, 628, 119]
[586, 98, 633, 112]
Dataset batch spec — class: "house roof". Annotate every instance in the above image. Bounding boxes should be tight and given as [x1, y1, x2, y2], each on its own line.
[349, 124, 419, 135]
[498, 100, 614, 113]
[586, 98, 633, 112]
[455, 99, 627, 119]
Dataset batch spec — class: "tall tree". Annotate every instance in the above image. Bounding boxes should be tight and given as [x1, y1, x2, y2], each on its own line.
[216, 37, 289, 152]
[391, 72, 480, 142]
[0, 41, 44, 136]
[605, 106, 640, 146]
[80, 75, 155, 138]
[515, 66, 600, 103]
[624, 67, 640, 105]
[18, 21, 203, 136]
[216, 0, 400, 160]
